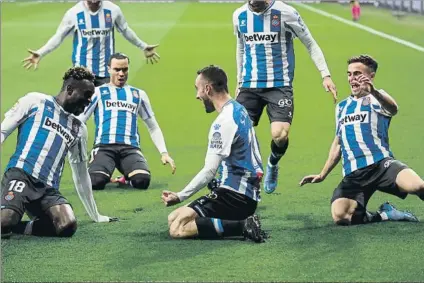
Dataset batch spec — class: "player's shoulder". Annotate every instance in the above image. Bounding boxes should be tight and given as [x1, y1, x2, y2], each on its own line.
[21, 92, 49, 105]
[336, 96, 351, 109]
[215, 101, 239, 125]
[233, 3, 248, 17]
[102, 1, 122, 12]
[67, 1, 85, 14]
[274, 1, 299, 16]
[127, 85, 148, 98]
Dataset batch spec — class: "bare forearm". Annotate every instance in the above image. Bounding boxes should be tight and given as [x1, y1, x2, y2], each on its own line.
[372, 89, 398, 115]
[320, 138, 341, 178]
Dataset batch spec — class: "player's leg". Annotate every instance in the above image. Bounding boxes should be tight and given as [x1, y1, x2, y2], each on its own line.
[117, 146, 151, 190]
[177, 189, 265, 242]
[262, 87, 294, 193]
[1, 168, 35, 238]
[395, 168, 424, 199]
[330, 173, 384, 225]
[12, 187, 77, 237]
[88, 146, 117, 190]
[236, 88, 267, 127]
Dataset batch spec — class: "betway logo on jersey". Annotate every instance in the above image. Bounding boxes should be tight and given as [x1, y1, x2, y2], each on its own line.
[42, 117, 75, 145]
[243, 32, 279, 44]
[340, 112, 369, 126]
[105, 100, 137, 113]
[81, 28, 110, 38]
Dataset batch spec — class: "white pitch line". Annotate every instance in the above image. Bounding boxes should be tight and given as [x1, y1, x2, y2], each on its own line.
[294, 3, 424, 53]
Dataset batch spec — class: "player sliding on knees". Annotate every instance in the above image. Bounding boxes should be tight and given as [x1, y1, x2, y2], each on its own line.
[1, 67, 116, 239]
[22, 0, 160, 87]
[300, 55, 424, 225]
[162, 65, 267, 243]
[78, 53, 175, 191]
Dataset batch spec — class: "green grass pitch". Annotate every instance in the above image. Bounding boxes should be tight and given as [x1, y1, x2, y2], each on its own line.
[1, 2, 424, 282]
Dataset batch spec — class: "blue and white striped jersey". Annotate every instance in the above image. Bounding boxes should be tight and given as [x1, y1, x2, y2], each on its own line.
[78, 84, 154, 148]
[336, 91, 393, 176]
[208, 100, 263, 201]
[38, 1, 137, 78]
[2, 92, 88, 189]
[233, 1, 330, 88]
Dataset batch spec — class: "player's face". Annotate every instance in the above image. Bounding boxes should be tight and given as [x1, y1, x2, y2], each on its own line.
[64, 80, 95, 115]
[248, 0, 270, 13]
[195, 75, 215, 113]
[86, 0, 101, 12]
[108, 58, 129, 87]
[347, 62, 374, 96]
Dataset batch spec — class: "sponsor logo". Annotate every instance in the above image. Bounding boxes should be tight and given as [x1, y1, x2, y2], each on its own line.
[213, 124, 221, 131]
[278, 98, 292, 108]
[101, 89, 110, 96]
[240, 19, 246, 27]
[42, 117, 76, 145]
[105, 100, 137, 113]
[78, 19, 85, 25]
[81, 28, 110, 38]
[339, 112, 369, 126]
[4, 192, 14, 201]
[243, 32, 279, 44]
[384, 159, 394, 168]
[210, 131, 223, 149]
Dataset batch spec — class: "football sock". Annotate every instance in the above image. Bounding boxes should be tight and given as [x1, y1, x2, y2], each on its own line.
[195, 217, 245, 238]
[12, 217, 56, 236]
[350, 210, 382, 225]
[269, 139, 289, 166]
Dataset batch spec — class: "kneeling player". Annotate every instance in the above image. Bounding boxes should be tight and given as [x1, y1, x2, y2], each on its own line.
[78, 53, 175, 191]
[1, 67, 115, 239]
[161, 66, 266, 243]
[300, 55, 423, 225]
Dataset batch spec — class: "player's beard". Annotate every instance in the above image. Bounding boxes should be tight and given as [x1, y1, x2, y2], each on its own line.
[203, 98, 215, 113]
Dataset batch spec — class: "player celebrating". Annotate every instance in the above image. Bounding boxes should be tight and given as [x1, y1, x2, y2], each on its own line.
[1, 67, 115, 239]
[22, 0, 160, 86]
[300, 55, 423, 225]
[78, 53, 175, 191]
[162, 65, 266, 243]
[233, 0, 337, 193]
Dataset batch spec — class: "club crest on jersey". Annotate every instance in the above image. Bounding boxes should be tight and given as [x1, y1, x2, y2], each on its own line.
[339, 111, 369, 126]
[42, 117, 76, 146]
[132, 90, 139, 98]
[213, 124, 221, 131]
[362, 97, 371, 106]
[105, 13, 112, 23]
[272, 15, 280, 27]
[4, 192, 14, 201]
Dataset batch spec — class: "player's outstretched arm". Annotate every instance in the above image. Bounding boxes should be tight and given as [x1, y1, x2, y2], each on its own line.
[68, 126, 118, 223]
[300, 136, 341, 186]
[284, 8, 337, 103]
[22, 11, 74, 70]
[356, 75, 398, 116]
[115, 7, 160, 64]
[162, 154, 224, 207]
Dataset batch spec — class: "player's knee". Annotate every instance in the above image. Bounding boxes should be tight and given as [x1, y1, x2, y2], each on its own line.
[168, 211, 179, 228]
[271, 128, 289, 144]
[1, 209, 20, 233]
[90, 173, 109, 190]
[169, 220, 184, 239]
[129, 173, 151, 190]
[56, 219, 77, 237]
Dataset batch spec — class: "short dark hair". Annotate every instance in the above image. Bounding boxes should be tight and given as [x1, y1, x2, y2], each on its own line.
[108, 52, 130, 66]
[62, 66, 95, 90]
[347, 55, 378, 73]
[197, 65, 228, 93]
